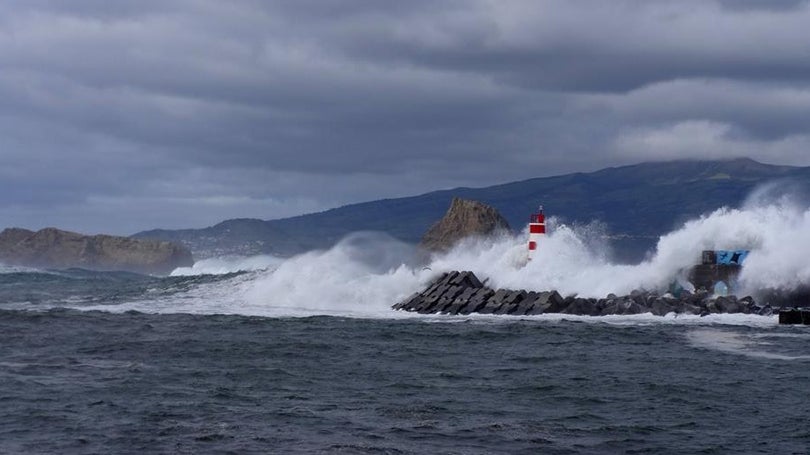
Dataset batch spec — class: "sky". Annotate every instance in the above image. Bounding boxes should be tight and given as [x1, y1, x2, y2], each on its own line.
[2, 0, 810, 234]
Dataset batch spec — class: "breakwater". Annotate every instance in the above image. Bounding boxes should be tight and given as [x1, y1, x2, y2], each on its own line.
[393, 271, 778, 317]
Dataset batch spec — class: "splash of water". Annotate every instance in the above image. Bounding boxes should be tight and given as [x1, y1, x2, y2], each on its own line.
[86, 185, 810, 319]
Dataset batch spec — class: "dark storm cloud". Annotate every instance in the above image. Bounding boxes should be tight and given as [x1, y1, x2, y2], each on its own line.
[717, 0, 808, 11]
[269, 0, 810, 92]
[0, 0, 809, 233]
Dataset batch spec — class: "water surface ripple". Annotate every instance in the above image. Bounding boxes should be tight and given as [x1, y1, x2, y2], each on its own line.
[0, 309, 808, 454]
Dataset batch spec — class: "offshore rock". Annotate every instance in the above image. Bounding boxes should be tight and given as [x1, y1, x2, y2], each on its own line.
[419, 198, 511, 252]
[395, 270, 775, 317]
[0, 227, 193, 275]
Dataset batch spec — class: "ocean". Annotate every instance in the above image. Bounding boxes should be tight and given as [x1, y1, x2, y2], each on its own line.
[0, 268, 808, 454]
[3, 199, 810, 454]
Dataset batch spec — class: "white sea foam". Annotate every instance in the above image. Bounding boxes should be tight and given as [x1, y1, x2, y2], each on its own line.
[686, 328, 810, 360]
[170, 255, 283, 276]
[0, 263, 43, 274]
[86, 184, 810, 321]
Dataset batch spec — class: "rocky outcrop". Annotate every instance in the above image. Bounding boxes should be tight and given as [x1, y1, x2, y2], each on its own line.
[0, 227, 193, 275]
[419, 198, 511, 252]
[394, 271, 777, 317]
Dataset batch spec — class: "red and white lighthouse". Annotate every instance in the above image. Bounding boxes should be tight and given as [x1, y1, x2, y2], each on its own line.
[527, 205, 545, 260]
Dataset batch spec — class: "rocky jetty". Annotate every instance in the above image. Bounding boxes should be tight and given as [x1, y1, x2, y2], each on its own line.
[778, 309, 810, 324]
[420, 198, 511, 252]
[394, 271, 777, 317]
[0, 227, 193, 275]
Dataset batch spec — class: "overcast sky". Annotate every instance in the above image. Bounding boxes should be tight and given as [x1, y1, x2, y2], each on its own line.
[2, 0, 810, 234]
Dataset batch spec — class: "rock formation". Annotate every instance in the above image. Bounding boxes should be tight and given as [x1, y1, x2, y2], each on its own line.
[0, 227, 193, 275]
[394, 271, 778, 317]
[419, 198, 511, 252]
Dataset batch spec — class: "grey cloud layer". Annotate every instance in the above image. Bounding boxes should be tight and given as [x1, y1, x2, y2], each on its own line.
[0, 0, 809, 233]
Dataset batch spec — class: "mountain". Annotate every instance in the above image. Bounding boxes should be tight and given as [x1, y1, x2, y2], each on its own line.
[0, 228, 193, 275]
[133, 158, 807, 262]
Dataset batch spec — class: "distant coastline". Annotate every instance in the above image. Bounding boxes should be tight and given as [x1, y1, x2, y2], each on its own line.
[0, 227, 193, 275]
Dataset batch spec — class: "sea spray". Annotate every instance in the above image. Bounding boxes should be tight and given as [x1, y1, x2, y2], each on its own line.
[170, 255, 284, 276]
[427, 198, 810, 298]
[243, 202, 810, 313]
[70, 192, 810, 318]
[242, 232, 426, 317]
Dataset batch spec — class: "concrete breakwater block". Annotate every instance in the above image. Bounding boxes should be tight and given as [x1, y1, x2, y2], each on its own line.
[393, 271, 778, 317]
[778, 308, 810, 325]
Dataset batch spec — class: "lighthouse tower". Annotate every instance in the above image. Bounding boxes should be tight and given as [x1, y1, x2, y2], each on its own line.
[528, 205, 545, 260]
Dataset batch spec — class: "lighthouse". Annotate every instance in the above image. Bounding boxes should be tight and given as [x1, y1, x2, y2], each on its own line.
[528, 205, 545, 260]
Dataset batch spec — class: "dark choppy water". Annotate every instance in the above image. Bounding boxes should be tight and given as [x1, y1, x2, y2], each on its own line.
[0, 269, 809, 454]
